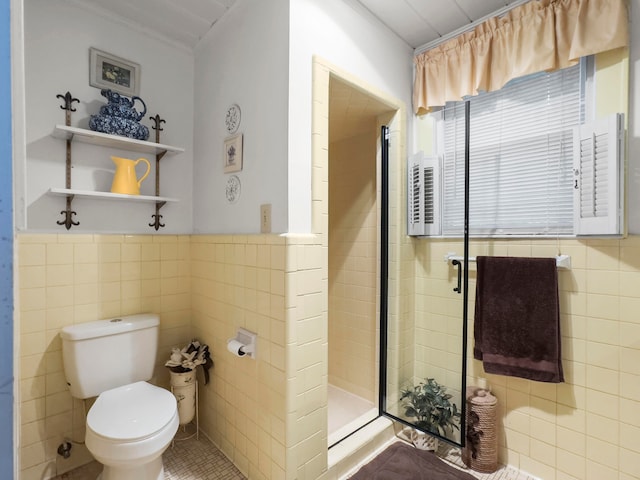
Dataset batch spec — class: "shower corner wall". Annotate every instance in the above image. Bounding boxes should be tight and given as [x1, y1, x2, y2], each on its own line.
[309, 56, 407, 480]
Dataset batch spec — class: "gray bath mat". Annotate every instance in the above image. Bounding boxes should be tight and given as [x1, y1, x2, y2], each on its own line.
[349, 442, 477, 480]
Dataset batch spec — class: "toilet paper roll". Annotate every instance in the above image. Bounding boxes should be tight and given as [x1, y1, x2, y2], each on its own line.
[227, 339, 247, 357]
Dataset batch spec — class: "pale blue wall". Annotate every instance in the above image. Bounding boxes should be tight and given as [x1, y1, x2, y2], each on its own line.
[0, 0, 13, 476]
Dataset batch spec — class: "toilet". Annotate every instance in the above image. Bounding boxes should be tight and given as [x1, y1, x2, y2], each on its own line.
[60, 313, 179, 480]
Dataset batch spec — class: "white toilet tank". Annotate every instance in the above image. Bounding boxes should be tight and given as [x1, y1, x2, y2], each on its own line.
[60, 313, 160, 399]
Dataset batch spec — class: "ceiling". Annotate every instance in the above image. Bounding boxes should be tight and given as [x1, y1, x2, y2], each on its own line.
[79, 0, 523, 51]
[78, 0, 525, 141]
[77, 0, 237, 50]
[357, 0, 522, 49]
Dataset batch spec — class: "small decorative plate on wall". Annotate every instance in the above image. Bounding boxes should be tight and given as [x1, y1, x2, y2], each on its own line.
[225, 104, 241, 134]
[225, 175, 241, 204]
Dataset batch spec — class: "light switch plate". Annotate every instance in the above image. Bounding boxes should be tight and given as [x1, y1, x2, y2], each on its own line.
[260, 204, 271, 233]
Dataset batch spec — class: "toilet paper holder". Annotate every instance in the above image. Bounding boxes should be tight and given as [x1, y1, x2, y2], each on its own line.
[228, 328, 257, 359]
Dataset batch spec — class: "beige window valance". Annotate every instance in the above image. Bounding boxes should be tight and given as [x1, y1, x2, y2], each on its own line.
[413, 0, 629, 115]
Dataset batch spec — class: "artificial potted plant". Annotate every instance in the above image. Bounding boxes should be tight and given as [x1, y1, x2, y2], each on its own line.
[165, 340, 212, 426]
[400, 377, 461, 450]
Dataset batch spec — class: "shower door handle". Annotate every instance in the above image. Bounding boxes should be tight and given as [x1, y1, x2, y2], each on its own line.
[451, 259, 462, 294]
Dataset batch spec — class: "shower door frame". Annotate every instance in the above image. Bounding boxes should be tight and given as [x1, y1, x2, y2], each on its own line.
[320, 61, 406, 450]
[378, 102, 471, 449]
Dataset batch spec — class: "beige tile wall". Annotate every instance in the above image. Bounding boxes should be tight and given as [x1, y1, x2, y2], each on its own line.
[328, 131, 377, 401]
[17, 232, 326, 480]
[189, 234, 288, 480]
[190, 233, 328, 480]
[17, 234, 191, 480]
[414, 237, 640, 480]
[286, 234, 328, 480]
[308, 57, 407, 480]
[311, 58, 408, 472]
[17, 232, 640, 480]
[413, 237, 466, 390]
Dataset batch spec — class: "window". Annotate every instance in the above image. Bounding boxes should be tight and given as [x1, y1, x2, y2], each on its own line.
[408, 60, 624, 238]
[442, 62, 583, 236]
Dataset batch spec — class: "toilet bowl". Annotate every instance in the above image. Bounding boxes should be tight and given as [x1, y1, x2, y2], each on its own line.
[61, 314, 178, 479]
[85, 381, 179, 480]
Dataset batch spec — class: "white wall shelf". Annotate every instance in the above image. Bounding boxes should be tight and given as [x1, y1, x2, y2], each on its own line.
[51, 94, 184, 230]
[49, 188, 178, 204]
[52, 125, 185, 156]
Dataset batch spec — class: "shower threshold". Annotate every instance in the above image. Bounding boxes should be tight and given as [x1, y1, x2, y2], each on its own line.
[328, 384, 378, 446]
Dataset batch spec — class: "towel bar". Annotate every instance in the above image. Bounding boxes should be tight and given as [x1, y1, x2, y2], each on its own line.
[444, 253, 571, 270]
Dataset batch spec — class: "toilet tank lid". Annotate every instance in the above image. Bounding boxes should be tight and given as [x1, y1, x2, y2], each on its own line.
[60, 313, 159, 341]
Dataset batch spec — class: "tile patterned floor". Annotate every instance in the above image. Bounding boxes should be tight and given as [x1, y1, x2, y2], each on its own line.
[52, 435, 245, 480]
[54, 432, 537, 480]
[164, 435, 245, 480]
[438, 443, 540, 480]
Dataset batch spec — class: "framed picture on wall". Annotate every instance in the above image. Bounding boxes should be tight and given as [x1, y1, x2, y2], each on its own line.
[224, 134, 243, 173]
[89, 47, 140, 96]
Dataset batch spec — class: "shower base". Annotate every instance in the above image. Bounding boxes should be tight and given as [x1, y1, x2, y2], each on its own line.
[328, 384, 377, 446]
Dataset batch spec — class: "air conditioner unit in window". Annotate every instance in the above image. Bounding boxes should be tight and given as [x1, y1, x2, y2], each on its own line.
[407, 152, 441, 236]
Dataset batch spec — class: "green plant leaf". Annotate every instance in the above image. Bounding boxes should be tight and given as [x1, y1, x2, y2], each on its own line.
[399, 377, 461, 435]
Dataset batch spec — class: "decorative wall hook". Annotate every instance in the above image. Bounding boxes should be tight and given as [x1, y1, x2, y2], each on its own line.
[149, 114, 168, 230]
[55, 92, 80, 229]
[57, 91, 79, 112]
[149, 211, 165, 231]
[56, 197, 79, 230]
[150, 114, 165, 130]
[150, 114, 166, 141]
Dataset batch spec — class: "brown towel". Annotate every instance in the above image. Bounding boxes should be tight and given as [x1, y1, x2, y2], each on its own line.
[349, 442, 477, 480]
[474, 256, 564, 383]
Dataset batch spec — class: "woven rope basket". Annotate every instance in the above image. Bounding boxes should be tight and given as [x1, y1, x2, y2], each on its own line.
[463, 388, 498, 473]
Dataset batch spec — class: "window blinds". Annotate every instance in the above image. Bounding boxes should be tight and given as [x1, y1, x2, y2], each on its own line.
[440, 64, 583, 236]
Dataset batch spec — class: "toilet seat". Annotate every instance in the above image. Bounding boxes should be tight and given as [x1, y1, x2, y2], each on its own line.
[87, 381, 177, 442]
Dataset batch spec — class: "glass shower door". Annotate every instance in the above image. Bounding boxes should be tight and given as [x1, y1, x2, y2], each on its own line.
[381, 241, 468, 447]
[380, 104, 470, 448]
